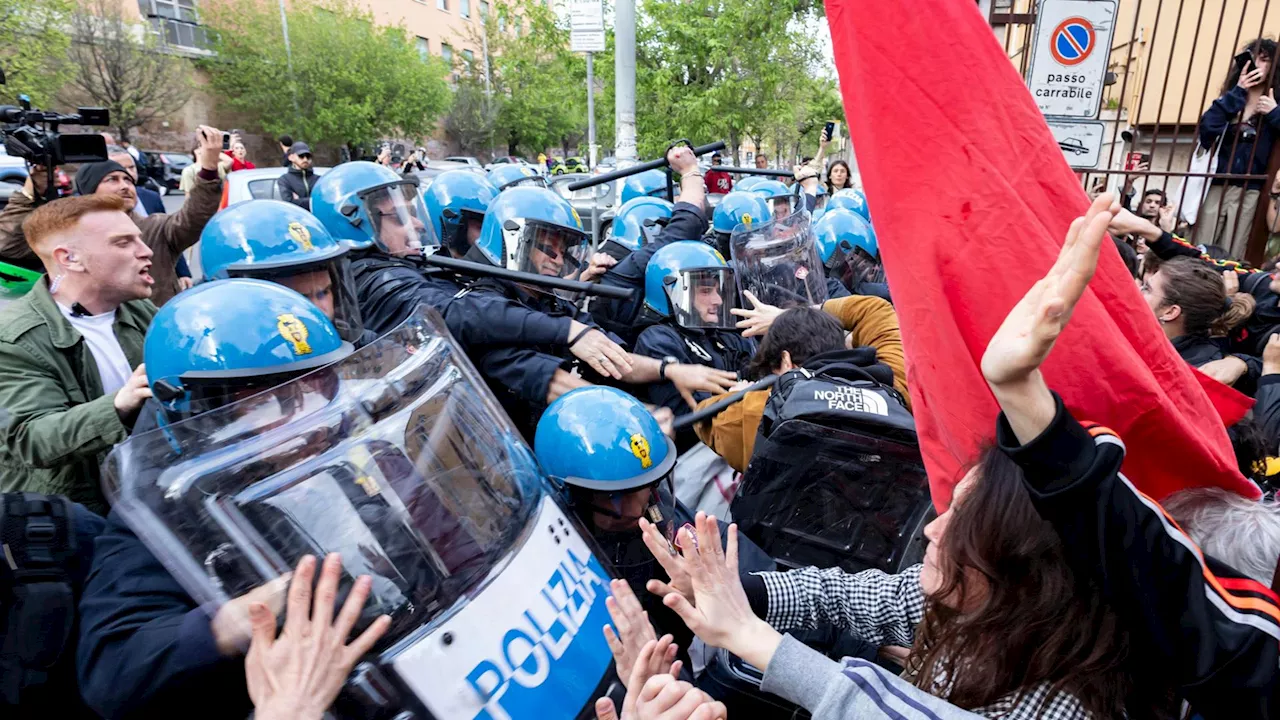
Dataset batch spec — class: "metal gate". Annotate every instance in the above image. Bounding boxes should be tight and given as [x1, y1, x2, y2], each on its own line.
[990, 0, 1280, 265]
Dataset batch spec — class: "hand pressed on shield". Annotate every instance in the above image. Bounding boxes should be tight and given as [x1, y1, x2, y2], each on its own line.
[663, 364, 739, 410]
[246, 553, 392, 720]
[981, 192, 1115, 444]
[603, 578, 682, 690]
[634, 675, 727, 720]
[731, 290, 784, 338]
[659, 513, 782, 671]
[113, 364, 153, 422]
[595, 641, 709, 720]
[569, 320, 634, 379]
[639, 517, 693, 604]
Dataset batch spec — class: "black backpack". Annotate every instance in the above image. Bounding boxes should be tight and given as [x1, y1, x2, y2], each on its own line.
[0, 493, 89, 716]
[731, 359, 933, 575]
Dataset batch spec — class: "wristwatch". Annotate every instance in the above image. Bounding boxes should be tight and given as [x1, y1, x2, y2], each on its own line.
[659, 356, 678, 380]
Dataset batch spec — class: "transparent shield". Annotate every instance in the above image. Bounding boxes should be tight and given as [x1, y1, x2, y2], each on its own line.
[105, 307, 544, 648]
[730, 211, 829, 308]
[229, 256, 365, 345]
[360, 182, 440, 257]
[668, 267, 737, 329]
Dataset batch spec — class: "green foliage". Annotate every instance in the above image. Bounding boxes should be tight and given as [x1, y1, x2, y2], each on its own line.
[0, 0, 72, 108]
[202, 0, 450, 150]
[445, 74, 498, 155]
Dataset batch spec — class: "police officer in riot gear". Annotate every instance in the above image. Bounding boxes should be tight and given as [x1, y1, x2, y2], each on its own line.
[534, 386, 774, 672]
[813, 207, 890, 302]
[634, 241, 755, 448]
[709, 190, 771, 263]
[198, 199, 374, 346]
[592, 146, 711, 344]
[77, 279, 355, 720]
[487, 163, 548, 192]
[447, 185, 738, 440]
[620, 169, 671, 205]
[601, 196, 675, 261]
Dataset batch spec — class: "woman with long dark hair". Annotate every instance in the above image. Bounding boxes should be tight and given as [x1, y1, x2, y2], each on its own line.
[826, 160, 853, 195]
[1194, 38, 1280, 258]
[1140, 255, 1255, 368]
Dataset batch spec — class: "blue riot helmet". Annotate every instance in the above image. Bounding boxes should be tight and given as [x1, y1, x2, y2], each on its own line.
[422, 170, 500, 258]
[474, 186, 590, 282]
[487, 163, 547, 191]
[735, 175, 766, 193]
[813, 208, 878, 265]
[644, 241, 736, 329]
[604, 196, 674, 260]
[310, 161, 438, 256]
[811, 183, 828, 210]
[812, 206, 827, 224]
[198, 200, 365, 344]
[829, 188, 871, 223]
[750, 179, 801, 219]
[620, 169, 669, 205]
[144, 279, 353, 417]
[712, 191, 771, 235]
[535, 386, 677, 545]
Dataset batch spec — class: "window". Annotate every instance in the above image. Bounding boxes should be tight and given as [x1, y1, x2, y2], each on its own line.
[462, 49, 474, 66]
[437, 0, 448, 10]
[441, 43, 454, 65]
[480, 1, 489, 17]
[140, 0, 198, 23]
[460, 0, 470, 18]
[416, 36, 430, 60]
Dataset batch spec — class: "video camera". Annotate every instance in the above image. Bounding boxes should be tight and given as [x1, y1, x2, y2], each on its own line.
[0, 67, 111, 202]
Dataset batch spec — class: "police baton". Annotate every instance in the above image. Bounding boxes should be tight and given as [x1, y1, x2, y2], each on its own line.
[671, 374, 780, 432]
[421, 254, 636, 300]
[566, 141, 727, 194]
[713, 167, 794, 178]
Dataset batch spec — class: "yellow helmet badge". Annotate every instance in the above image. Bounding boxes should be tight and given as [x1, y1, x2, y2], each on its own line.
[571, 207, 583, 230]
[287, 221, 314, 251]
[276, 313, 313, 355]
[741, 213, 753, 229]
[629, 433, 653, 469]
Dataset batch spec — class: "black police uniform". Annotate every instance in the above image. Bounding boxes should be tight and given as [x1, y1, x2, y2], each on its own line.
[350, 249, 463, 337]
[593, 202, 710, 344]
[633, 323, 755, 451]
[453, 278, 623, 441]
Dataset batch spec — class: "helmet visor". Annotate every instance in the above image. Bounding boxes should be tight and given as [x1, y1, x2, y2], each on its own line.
[766, 194, 798, 220]
[359, 181, 439, 256]
[580, 474, 676, 539]
[500, 174, 548, 191]
[668, 267, 737, 329]
[229, 256, 365, 345]
[507, 218, 591, 280]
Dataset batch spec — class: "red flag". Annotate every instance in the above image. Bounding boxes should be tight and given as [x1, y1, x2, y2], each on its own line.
[825, 0, 1259, 507]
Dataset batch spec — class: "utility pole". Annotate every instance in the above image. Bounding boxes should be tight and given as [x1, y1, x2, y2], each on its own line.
[614, 0, 636, 166]
[278, 0, 300, 119]
[585, 53, 597, 169]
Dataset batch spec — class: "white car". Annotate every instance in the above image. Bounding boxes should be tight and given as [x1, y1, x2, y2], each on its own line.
[443, 156, 482, 167]
[220, 166, 330, 209]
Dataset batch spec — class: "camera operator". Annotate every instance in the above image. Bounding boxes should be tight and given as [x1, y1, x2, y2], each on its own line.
[0, 194, 157, 514]
[0, 125, 226, 306]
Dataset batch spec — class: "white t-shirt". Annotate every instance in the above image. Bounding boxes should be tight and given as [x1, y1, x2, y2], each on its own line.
[58, 304, 132, 395]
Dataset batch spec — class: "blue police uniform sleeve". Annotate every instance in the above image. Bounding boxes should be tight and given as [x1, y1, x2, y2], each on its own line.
[601, 202, 708, 290]
[853, 280, 892, 303]
[634, 324, 697, 415]
[474, 345, 570, 405]
[444, 289, 574, 350]
[826, 276, 852, 299]
[77, 510, 250, 719]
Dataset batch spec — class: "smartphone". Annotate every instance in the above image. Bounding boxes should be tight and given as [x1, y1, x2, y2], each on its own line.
[823, 121, 836, 142]
[1236, 50, 1256, 75]
[1124, 151, 1151, 171]
[221, 132, 231, 151]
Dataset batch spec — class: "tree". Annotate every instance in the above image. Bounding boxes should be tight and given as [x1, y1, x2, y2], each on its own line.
[201, 0, 450, 151]
[0, 0, 72, 109]
[470, 0, 588, 158]
[62, 0, 192, 142]
[446, 74, 499, 156]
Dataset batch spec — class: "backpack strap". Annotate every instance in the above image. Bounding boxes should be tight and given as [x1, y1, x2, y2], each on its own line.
[0, 493, 77, 706]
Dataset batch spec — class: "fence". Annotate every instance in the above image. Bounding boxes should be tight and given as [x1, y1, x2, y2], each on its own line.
[990, 0, 1280, 264]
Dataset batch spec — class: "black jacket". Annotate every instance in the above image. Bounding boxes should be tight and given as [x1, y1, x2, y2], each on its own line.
[350, 250, 462, 337]
[1200, 86, 1280, 190]
[77, 510, 251, 720]
[1000, 392, 1280, 719]
[593, 201, 710, 344]
[276, 166, 317, 209]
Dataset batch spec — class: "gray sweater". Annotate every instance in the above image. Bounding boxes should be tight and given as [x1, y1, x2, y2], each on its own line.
[761, 634, 983, 720]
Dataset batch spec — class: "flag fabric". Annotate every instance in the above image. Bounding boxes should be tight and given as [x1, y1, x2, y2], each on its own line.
[823, 0, 1259, 507]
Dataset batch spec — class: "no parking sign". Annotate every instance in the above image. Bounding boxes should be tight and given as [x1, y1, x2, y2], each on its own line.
[1028, 0, 1116, 118]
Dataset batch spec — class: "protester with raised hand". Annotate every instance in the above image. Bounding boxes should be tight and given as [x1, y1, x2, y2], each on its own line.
[246, 554, 390, 720]
[983, 192, 1280, 718]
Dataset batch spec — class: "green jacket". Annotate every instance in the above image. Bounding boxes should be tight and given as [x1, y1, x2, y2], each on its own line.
[0, 278, 156, 513]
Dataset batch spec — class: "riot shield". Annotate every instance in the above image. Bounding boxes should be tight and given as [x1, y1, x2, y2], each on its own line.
[730, 211, 829, 308]
[104, 307, 616, 720]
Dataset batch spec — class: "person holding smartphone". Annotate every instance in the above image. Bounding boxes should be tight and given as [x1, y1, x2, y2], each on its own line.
[1194, 38, 1280, 259]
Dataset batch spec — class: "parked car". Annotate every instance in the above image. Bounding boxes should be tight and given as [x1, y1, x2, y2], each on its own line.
[444, 156, 483, 167]
[549, 173, 615, 244]
[485, 156, 526, 171]
[141, 150, 193, 194]
[220, 166, 330, 209]
[549, 156, 589, 175]
[0, 180, 21, 209]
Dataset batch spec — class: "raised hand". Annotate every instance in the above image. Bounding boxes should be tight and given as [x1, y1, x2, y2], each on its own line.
[640, 517, 693, 603]
[664, 364, 739, 410]
[731, 290, 784, 338]
[604, 578, 682, 690]
[595, 637, 686, 720]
